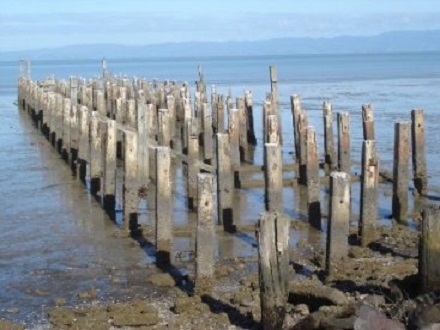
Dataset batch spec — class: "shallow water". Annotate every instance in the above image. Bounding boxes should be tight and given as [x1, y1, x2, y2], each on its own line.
[1, 53, 440, 325]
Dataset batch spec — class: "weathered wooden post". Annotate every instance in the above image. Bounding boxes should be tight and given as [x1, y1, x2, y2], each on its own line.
[411, 109, 427, 197]
[138, 101, 150, 199]
[158, 109, 171, 147]
[362, 104, 375, 140]
[297, 111, 308, 185]
[237, 98, 249, 162]
[359, 140, 379, 247]
[55, 94, 64, 153]
[201, 103, 213, 164]
[392, 122, 410, 223]
[187, 119, 200, 210]
[229, 108, 240, 171]
[306, 126, 321, 230]
[78, 106, 90, 182]
[70, 104, 79, 172]
[258, 212, 289, 330]
[195, 173, 216, 295]
[323, 101, 335, 174]
[62, 97, 72, 161]
[269, 66, 282, 144]
[126, 99, 137, 129]
[89, 111, 102, 195]
[420, 206, 440, 292]
[216, 95, 225, 134]
[264, 143, 283, 213]
[337, 112, 351, 176]
[156, 146, 173, 265]
[123, 129, 139, 234]
[326, 172, 350, 275]
[101, 119, 117, 214]
[266, 115, 279, 144]
[96, 90, 106, 117]
[216, 133, 234, 231]
[245, 90, 257, 145]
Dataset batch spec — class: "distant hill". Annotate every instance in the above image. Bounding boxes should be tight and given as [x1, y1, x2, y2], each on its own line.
[2, 29, 440, 61]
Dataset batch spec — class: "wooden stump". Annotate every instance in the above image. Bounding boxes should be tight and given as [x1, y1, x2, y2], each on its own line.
[420, 206, 440, 292]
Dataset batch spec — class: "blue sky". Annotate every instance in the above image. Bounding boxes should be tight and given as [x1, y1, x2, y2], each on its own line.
[1, 0, 440, 51]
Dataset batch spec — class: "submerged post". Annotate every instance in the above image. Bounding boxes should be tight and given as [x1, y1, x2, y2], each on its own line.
[392, 122, 410, 223]
[326, 172, 350, 276]
[411, 109, 427, 197]
[359, 140, 379, 247]
[195, 173, 216, 295]
[258, 212, 289, 330]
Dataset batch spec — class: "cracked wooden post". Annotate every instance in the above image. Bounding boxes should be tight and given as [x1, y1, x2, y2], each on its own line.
[266, 115, 279, 145]
[101, 119, 117, 215]
[269, 66, 282, 145]
[392, 122, 410, 223]
[245, 90, 257, 146]
[264, 143, 283, 213]
[195, 173, 215, 295]
[337, 112, 351, 176]
[323, 101, 335, 174]
[420, 206, 440, 292]
[201, 102, 213, 164]
[216, 133, 234, 231]
[55, 94, 64, 153]
[47, 92, 56, 144]
[167, 95, 176, 143]
[258, 212, 289, 330]
[78, 106, 90, 182]
[123, 130, 139, 234]
[326, 172, 350, 276]
[211, 86, 218, 132]
[90, 111, 102, 195]
[362, 104, 375, 140]
[156, 146, 173, 265]
[115, 98, 123, 158]
[126, 99, 136, 129]
[187, 119, 200, 210]
[229, 108, 240, 172]
[306, 126, 321, 230]
[359, 140, 379, 247]
[411, 109, 427, 197]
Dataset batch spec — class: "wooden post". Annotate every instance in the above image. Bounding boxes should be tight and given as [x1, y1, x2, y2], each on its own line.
[201, 103, 213, 163]
[297, 111, 308, 185]
[411, 109, 427, 197]
[326, 172, 350, 275]
[101, 119, 117, 214]
[258, 212, 289, 330]
[323, 101, 335, 174]
[96, 90, 106, 117]
[264, 143, 283, 213]
[237, 98, 249, 162]
[216, 133, 234, 231]
[392, 122, 410, 223]
[266, 115, 279, 144]
[245, 90, 257, 145]
[62, 97, 72, 161]
[195, 173, 216, 295]
[187, 119, 200, 210]
[156, 146, 173, 265]
[229, 108, 240, 171]
[123, 130, 139, 234]
[138, 101, 150, 198]
[55, 94, 64, 153]
[70, 104, 79, 172]
[126, 99, 137, 129]
[362, 104, 375, 140]
[167, 95, 176, 143]
[78, 106, 90, 182]
[158, 109, 171, 147]
[359, 140, 378, 247]
[337, 112, 351, 175]
[89, 111, 102, 195]
[306, 126, 321, 230]
[420, 206, 440, 292]
[216, 95, 225, 134]
[211, 86, 218, 132]
[47, 92, 56, 143]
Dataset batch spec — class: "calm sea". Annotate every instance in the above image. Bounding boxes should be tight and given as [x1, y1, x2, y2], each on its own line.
[1, 53, 440, 325]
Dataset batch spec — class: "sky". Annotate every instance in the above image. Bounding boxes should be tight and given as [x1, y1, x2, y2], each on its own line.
[1, 0, 440, 51]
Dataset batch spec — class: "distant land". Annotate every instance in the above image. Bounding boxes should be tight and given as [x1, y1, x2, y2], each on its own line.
[2, 29, 440, 61]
